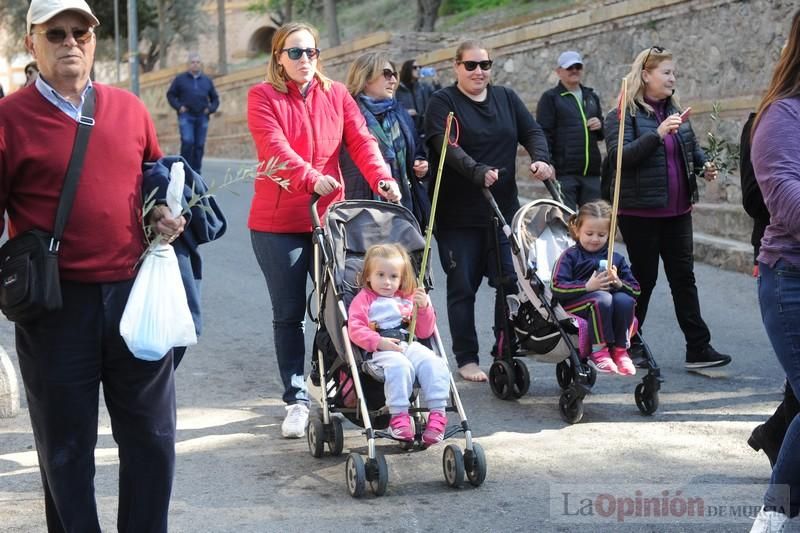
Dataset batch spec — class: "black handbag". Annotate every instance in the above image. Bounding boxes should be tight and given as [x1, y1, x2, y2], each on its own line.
[0, 89, 96, 323]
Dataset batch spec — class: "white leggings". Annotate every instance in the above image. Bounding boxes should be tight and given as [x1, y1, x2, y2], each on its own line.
[369, 342, 450, 414]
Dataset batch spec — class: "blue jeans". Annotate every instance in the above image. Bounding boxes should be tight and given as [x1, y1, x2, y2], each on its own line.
[436, 225, 517, 367]
[178, 113, 209, 173]
[758, 259, 800, 516]
[251, 231, 312, 405]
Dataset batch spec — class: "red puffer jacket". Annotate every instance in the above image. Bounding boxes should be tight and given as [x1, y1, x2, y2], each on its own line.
[247, 78, 394, 232]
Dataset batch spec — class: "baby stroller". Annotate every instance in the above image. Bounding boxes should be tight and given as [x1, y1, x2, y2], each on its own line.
[306, 196, 487, 497]
[482, 185, 662, 424]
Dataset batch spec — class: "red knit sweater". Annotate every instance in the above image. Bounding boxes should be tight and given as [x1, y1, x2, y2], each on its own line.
[0, 83, 163, 282]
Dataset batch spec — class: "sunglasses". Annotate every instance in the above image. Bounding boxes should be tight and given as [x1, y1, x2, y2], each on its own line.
[281, 47, 320, 60]
[457, 60, 493, 71]
[642, 46, 665, 69]
[31, 27, 94, 44]
[381, 68, 398, 81]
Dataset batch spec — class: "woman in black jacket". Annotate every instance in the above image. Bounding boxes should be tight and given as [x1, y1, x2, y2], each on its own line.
[604, 46, 731, 370]
[340, 52, 430, 228]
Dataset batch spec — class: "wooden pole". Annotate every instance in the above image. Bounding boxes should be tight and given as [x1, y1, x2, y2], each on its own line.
[607, 78, 627, 265]
[408, 112, 454, 344]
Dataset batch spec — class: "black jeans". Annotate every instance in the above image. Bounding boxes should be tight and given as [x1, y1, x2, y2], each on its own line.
[15, 280, 176, 533]
[618, 212, 711, 352]
[436, 224, 517, 367]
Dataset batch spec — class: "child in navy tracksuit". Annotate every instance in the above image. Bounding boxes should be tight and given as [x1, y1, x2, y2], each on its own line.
[551, 201, 641, 375]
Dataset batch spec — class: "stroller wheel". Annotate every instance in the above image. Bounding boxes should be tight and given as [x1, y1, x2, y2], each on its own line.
[556, 360, 572, 389]
[368, 452, 389, 496]
[558, 389, 585, 424]
[511, 359, 530, 398]
[635, 383, 659, 416]
[464, 442, 487, 487]
[307, 414, 325, 458]
[489, 360, 516, 400]
[442, 444, 465, 488]
[345, 453, 367, 498]
[327, 416, 344, 456]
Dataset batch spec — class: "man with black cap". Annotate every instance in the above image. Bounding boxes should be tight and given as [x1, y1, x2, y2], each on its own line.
[0, 1, 183, 531]
[536, 50, 605, 210]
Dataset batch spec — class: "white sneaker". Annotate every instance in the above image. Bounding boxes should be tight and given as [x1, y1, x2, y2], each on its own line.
[281, 403, 309, 439]
[750, 507, 789, 533]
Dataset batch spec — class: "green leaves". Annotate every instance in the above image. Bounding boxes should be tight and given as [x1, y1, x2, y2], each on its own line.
[703, 101, 740, 178]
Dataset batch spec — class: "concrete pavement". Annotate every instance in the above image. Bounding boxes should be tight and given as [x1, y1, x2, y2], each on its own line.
[0, 159, 794, 532]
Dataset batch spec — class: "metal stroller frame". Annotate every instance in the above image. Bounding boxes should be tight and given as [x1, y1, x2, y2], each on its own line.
[306, 196, 487, 497]
[482, 184, 662, 424]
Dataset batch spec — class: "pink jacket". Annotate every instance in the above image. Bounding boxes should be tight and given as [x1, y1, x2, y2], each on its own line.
[348, 288, 436, 352]
[247, 78, 394, 233]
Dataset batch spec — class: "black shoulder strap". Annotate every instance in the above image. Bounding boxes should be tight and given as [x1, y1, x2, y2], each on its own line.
[51, 87, 96, 251]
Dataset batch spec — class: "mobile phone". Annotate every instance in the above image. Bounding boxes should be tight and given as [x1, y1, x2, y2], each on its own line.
[679, 107, 692, 123]
[598, 259, 608, 272]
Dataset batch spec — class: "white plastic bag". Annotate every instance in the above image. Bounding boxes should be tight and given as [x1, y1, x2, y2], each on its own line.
[119, 161, 197, 361]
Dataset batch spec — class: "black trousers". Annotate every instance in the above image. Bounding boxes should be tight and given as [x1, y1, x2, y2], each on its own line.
[618, 212, 711, 352]
[15, 280, 176, 533]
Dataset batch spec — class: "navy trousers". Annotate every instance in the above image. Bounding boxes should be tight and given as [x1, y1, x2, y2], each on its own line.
[15, 280, 176, 533]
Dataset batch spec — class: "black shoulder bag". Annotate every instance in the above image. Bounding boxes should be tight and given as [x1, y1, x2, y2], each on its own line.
[0, 89, 96, 323]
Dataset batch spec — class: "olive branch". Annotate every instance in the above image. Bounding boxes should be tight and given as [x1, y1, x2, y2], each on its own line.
[139, 156, 287, 258]
[703, 101, 740, 178]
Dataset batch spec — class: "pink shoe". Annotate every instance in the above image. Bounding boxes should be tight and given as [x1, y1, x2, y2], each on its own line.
[613, 347, 636, 376]
[422, 411, 447, 447]
[589, 347, 618, 374]
[388, 413, 414, 441]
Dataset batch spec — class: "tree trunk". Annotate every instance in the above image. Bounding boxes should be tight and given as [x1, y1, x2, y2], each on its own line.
[323, 0, 340, 47]
[217, 0, 228, 75]
[285, 0, 293, 22]
[157, 0, 167, 68]
[415, 0, 441, 32]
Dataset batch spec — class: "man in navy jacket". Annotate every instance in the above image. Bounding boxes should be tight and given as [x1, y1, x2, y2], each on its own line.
[166, 53, 220, 173]
[537, 51, 604, 210]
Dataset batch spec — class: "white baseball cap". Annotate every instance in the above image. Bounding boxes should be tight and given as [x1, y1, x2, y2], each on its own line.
[27, 0, 100, 34]
[558, 51, 583, 69]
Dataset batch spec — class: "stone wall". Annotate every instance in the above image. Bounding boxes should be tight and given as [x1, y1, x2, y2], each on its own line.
[129, 0, 797, 272]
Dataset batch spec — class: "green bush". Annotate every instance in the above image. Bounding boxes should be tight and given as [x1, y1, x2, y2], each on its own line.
[441, 0, 523, 16]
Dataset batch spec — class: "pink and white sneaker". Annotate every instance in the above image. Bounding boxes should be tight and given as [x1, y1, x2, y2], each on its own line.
[589, 347, 618, 374]
[388, 413, 414, 441]
[612, 347, 637, 376]
[422, 411, 447, 447]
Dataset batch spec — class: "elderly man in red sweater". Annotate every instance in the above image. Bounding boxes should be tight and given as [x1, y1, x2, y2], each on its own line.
[0, 1, 184, 531]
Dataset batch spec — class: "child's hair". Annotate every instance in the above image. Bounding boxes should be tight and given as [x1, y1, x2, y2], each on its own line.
[568, 200, 612, 240]
[360, 243, 418, 294]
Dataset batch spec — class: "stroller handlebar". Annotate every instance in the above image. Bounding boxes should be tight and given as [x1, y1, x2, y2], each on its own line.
[543, 178, 563, 203]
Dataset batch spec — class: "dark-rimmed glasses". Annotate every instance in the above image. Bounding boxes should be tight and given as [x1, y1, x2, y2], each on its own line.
[382, 69, 398, 81]
[457, 59, 493, 71]
[281, 47, 320, 60]
[642, 46, 665, 69]
[31, 27, 94, 44]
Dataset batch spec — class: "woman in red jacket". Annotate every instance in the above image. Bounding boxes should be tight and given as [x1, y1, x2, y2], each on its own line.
[247, 22, 400, 439]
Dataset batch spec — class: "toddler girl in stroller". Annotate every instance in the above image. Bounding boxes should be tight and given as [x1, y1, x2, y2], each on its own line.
[551, 200, 641, 375]
[348, 243, 451, 446]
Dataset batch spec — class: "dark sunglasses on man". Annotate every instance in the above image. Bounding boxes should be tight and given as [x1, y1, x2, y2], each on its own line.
[381, 69, 398, 81]
[31, 27, 94, 44]
[457, 60, 493, 71]
[281, 47, 320, 60]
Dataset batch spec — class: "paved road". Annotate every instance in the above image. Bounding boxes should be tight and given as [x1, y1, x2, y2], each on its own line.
[0, 159, 793, 532]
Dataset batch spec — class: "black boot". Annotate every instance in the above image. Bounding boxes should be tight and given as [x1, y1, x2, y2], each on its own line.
[748, 382, 797, 468]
